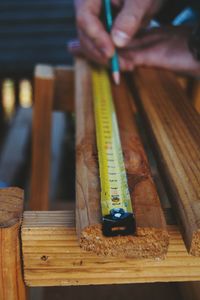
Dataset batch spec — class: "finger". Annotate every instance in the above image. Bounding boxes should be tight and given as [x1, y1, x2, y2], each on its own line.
[68, 34, 108, 65]
[111, 0, 150, 47]
[67, 36, 101, 60]
[127, 35, 168, 51]
[76, 10, 114, 58]
[132, 39, 200, 76]
[79, 31, 108, 65]
[123, 28, 168, 51]
[132, 44, 168, 68]
[111, 0, 123, 7]
[67, 39, 82, 56]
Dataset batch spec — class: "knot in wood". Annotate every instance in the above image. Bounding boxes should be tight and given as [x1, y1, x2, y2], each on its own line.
[41, 255, 48, 261]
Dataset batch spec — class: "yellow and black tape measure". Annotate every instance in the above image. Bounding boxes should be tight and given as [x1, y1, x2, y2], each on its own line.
[92, 67, 136, 237]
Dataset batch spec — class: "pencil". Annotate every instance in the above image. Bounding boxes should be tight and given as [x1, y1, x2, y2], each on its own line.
[104, 0, 120, 85]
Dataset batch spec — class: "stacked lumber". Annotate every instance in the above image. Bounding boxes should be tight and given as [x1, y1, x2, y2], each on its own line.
[75, 59, 168, 258]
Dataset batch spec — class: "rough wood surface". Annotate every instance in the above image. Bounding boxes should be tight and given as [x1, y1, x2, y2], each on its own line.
[0, 187, 26, 299]
[132, 67, 200, 256]
[22, 210, 200, 287]
[75, 59, 168, 258]
[0, 187, 24, 228]
[30, 64, 54, 210]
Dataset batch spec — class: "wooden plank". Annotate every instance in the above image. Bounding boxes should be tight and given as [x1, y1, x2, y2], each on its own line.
[132, 67, 200, 256]
[75, 59, 168, 258]
[54, 66, 74, 112]
[0, 187, 26, 299]
[22, 210, 200, 287]
[29, 64, 54, 210]
[0, 107, 32, 186]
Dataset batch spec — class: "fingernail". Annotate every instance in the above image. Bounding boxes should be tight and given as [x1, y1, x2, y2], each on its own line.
[67, 40, 80, 51]
[112, 30, 130, 47]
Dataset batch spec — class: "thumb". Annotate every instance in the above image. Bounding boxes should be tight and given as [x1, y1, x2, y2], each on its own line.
[111, 0, 145, 47]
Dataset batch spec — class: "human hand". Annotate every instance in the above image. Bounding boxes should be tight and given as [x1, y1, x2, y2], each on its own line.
[74, 0, 164, 64]
[118, 26, 200, 77]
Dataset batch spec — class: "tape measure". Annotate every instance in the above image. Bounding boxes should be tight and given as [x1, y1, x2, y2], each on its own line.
[92, 67, 136, 237]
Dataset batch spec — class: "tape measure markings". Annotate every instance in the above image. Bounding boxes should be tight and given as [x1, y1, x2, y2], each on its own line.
[92, 68, 136, 236]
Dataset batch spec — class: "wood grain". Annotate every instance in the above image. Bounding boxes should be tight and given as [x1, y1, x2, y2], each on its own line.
[22, 210, 200, 287]
[0, 187, 24, 228]
[132, 67, 200, 255]
[0, 188, 26, 299]
[30, 64, 55, 210]
[75, 59, 168, 258]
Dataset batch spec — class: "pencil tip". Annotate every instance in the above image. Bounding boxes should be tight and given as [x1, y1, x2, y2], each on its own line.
[113, 72, 120, 85]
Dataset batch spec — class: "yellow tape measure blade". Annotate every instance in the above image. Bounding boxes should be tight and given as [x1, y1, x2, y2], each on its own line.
[92, 67, 136, 237]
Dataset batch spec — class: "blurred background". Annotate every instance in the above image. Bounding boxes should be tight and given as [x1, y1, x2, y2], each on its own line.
[0, 0, 76, 202]
[0, 0, 75, 76]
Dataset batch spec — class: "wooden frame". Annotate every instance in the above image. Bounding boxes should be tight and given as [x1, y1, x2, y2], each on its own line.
[29, 64, 74, 210]
[1, 192, 200, 295]
[0, 62, 200, 299]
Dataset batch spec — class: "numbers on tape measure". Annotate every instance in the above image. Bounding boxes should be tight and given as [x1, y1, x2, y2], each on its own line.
[92, 67, 136, 236]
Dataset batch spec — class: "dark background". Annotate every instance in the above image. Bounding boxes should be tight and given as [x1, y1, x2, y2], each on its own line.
[0, 0, 76, 77]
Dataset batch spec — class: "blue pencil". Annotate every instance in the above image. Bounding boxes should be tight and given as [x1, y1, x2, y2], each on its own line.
[104, 0, 120, 85]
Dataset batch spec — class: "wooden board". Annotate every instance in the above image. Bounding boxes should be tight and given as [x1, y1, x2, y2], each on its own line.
[22, 210, 200, 287]
[0, 187, 24, 228]
[0, 187, 26, 300]
[29, 64, 54, 210]
[132, 67, 200, 256]
[75, 59, 168, 258]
